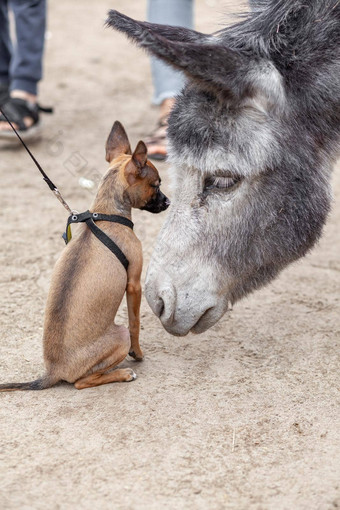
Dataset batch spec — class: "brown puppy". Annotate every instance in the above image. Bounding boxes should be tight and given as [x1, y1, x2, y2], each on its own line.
[0, 121, 169, 391]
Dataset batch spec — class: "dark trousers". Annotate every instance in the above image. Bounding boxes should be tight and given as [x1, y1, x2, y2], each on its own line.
[0, 0, 46, 95]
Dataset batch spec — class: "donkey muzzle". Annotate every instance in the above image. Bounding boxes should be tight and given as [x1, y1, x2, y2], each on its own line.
[145, 271, 225, 336]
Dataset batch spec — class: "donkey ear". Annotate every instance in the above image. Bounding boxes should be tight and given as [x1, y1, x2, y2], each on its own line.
[105, 120, 132, 163]
[106, 11, 250, 99]
[107, 10, 209, 44]
[107, 11, 285, 108]
[132, 140, 148, 170]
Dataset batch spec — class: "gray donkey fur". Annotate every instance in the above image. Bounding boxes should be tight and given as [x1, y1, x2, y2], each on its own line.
[107, 1, 340, 336]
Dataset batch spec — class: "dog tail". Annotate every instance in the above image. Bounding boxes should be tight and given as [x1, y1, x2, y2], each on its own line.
[0, 374, 59, 392]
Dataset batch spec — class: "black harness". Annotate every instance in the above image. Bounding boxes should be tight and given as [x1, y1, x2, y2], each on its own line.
[0, 107, 134, 271]
[63, 210, 134, 270]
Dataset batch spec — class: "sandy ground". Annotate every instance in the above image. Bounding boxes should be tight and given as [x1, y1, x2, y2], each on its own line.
[0, 1, 339, 509]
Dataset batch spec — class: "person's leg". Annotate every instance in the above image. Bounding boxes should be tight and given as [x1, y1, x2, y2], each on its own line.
[146, 0, 193, 160]
[0, 0, 11, 96]
[147, 0, 193, 106]
[10, 0, 46, 96]
[0, 0, 46, 135]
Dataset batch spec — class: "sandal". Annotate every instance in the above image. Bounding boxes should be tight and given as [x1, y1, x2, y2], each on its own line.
[144, 116, 168, 161]
[0, 97, 53, 143]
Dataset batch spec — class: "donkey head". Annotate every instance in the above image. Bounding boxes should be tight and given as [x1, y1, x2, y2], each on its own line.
[107, 2, 339, 336]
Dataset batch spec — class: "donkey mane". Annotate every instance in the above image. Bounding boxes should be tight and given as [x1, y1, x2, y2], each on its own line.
[225, 1, 340, 150]
[227, 0, 340, 59]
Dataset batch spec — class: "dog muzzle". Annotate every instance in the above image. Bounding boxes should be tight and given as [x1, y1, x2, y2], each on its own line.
[140, 190, 170, 214]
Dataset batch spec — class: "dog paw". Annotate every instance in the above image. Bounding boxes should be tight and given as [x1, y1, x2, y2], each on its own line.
[125, 368, 137, 382]
[129, 349, 144, 361]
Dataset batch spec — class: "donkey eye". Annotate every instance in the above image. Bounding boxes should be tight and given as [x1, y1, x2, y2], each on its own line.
[204, 175, 240, 192]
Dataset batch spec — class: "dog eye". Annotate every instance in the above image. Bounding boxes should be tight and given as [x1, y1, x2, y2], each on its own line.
[204, 175, 241, 192]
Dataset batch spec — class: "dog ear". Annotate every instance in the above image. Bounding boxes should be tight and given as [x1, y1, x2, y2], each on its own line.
[132, 141, 148, 170]
[124, 141, 148, 185]
[106, 11, 285, 108]
[105, 120, 132, 163]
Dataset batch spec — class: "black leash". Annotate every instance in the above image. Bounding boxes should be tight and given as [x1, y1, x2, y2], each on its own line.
[0, 106, 73, 214]
[1, 107, 133, 270]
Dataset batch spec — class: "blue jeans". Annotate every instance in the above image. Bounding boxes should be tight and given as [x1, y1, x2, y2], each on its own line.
[147, 0, 193, 105]
[0, 0, 46, 95]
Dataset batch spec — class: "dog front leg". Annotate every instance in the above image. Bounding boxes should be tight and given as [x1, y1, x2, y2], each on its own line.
[126, 279, 143, 361]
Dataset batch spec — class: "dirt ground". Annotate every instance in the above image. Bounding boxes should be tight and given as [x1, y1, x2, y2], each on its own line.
[0, 1, 339, 509]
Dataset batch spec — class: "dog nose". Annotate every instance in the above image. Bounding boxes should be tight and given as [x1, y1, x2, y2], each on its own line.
[160, 191, 170, 211]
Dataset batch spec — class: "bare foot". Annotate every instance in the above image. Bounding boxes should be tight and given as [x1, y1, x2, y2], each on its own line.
[159, 97, 175, 119]
[145, 98, 175, 161]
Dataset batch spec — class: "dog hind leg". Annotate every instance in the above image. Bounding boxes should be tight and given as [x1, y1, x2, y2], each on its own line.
[74, 325, 136, 389]
[74, 367, 136, 389]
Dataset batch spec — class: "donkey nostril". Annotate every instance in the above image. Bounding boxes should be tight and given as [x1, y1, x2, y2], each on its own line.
[155, 297, 165, 318]
[157, 286, 176, 325]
